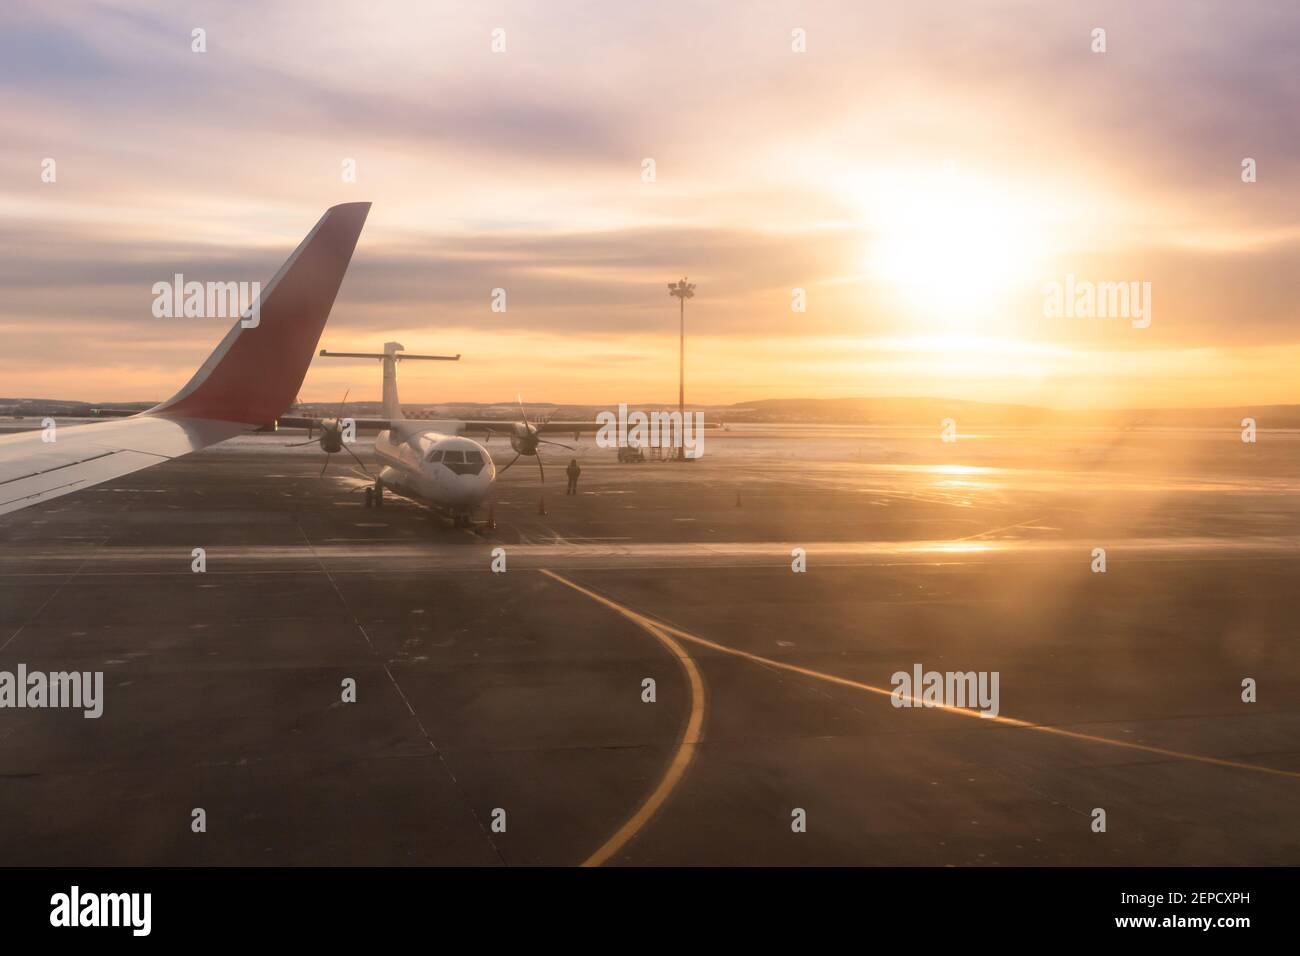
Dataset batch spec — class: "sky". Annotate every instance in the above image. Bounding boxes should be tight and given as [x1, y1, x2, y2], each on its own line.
[1, 0, 1298, 409]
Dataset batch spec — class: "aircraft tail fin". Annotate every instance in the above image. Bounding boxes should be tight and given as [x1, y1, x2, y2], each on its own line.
[382, 341, 405, 421]
[148, 202, 371, 426]
[318, 344, 460, 422]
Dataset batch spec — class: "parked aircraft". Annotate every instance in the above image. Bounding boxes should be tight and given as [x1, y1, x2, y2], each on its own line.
[280, 343, 599, 526]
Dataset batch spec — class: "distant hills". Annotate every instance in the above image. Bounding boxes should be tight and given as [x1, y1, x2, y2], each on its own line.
[0, 399, 154, 419]
[713, 398, 1300, 429]
[6, 395, 1299, 428]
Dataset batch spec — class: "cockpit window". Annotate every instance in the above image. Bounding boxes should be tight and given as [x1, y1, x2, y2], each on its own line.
[427, 449, 443, 462]
[435, 447, 485, 476]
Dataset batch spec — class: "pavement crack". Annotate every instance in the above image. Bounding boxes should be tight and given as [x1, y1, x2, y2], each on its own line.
[295, 521, 508, 865]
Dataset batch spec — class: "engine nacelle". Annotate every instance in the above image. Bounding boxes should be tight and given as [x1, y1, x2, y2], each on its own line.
[318, 421, 343, 454]
[509, 423, 539, 456]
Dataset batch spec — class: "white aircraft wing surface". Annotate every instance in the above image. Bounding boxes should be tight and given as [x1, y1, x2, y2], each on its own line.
[0, 416, 246, 515]
[0, 201, 371, 518]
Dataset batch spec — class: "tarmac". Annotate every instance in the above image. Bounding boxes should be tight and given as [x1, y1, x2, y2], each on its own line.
[0, 423, 1297, 865]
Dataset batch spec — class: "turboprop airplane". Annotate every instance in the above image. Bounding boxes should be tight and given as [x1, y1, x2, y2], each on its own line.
[0, 202, 371, 517]
[278, 342, 601, 527]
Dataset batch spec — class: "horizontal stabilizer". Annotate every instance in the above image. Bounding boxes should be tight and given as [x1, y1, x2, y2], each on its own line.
[319, 351, 460, 362]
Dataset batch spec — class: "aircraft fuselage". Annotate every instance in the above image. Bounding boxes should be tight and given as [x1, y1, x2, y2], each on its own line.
[373, 428, 495, 516]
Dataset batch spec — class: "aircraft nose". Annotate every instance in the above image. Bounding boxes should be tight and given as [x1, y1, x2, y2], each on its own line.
[451, 462, 493, 508]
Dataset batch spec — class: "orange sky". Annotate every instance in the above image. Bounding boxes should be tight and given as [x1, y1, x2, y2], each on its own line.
[2, 0, 1298, 409]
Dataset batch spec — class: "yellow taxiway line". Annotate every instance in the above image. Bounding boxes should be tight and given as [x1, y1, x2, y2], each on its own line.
[538, 569, 707, 867]
[648, 614, 1300, 782]
[543, 565, 1298, 871]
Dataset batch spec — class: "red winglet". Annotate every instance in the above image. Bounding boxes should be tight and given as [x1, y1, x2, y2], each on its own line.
[149, 202, 371, 426]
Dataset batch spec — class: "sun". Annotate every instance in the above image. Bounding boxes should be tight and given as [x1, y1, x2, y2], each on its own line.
[853, 168, 1044, 326]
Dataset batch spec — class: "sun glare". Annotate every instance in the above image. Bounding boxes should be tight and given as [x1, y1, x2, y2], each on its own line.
[854, 168, 1045, 326]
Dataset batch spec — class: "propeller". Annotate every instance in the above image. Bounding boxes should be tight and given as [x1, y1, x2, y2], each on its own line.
[496, 395, 574, 487]
[287, 390, 371, 478]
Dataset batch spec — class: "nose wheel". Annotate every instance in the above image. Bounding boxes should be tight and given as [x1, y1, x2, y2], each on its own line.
[364, 479, 384, 509]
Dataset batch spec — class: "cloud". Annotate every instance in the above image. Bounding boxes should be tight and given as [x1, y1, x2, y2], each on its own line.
[2, 0, 1299, 406]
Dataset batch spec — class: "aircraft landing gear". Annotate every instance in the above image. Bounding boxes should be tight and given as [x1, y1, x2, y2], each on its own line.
[365, 479, 384, 509]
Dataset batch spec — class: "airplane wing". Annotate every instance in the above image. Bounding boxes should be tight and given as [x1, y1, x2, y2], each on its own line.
[459, 420, 720, 434]
[275, 416, 393, 431]
[0, 201, 371, 518]
[459, 421, 606, 434]
[273, 418, 605, 436]
[0, 417, 246, 515]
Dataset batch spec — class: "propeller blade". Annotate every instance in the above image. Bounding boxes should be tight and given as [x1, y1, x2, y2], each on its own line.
[286, 438, 319, 447]
[538, 439, 574, 451]
[497, 453, 521, 476]
[342, 443, 372, 477]
[536, 451, 545, 484]
[319, 456, 331, 478]
[335, 388, 350, 422]
[516, 393, 530, 429]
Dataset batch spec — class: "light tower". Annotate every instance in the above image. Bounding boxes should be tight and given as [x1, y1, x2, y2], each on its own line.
[667, 277, 695, 460]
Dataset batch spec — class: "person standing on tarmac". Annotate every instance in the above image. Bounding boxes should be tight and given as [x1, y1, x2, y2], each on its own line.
[566, 458, 581, 495]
